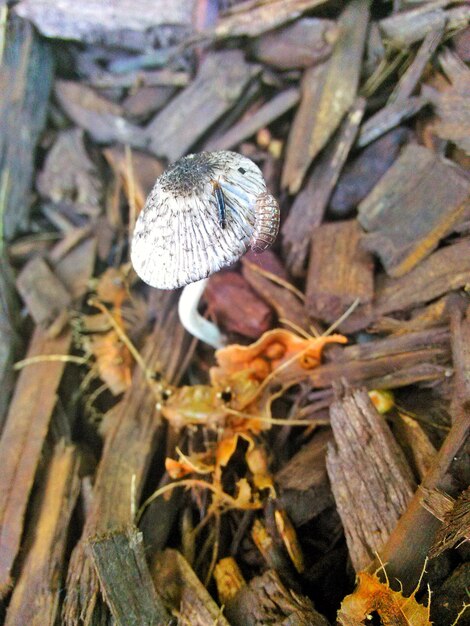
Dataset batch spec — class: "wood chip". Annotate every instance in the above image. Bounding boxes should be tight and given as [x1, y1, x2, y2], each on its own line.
[16, 256, 71, 327]
[151, 548, 230, 626]
[276, 430, 334, 526]
[225, 569, 329, 626]
[0, 239, 95, 598]
[88, 526, 172, 626]
[241, 255, 311, 333]
[0, 327, 72, 597]
[55, 80, 147, 148]
[329, 127, 410, 217]
[282, 0, 369, 193]
[358, 144, 470, 277]
[0, 15, 54, 240]
[282, 98, 365, 274]
[64, 294, 192, 625]
[379, 2, 470, 48]
[424, 49, 470, 154]
[5, 442, 80, 626]
[14, 0, 195, 48]
[146, 50, 260, 161]
[357, 95, 429, 148]
[212, 0, 329, 40]
[0, 252, 20, 429]
[394, 413, 437, 480]
[389, 25, 444, 104]
[250, 17, 337, 70]
[305, 219, 374, 323]
[326, 388, 415, 571]
[36, 128, 102, 213]
[205, 271, 273, 339]
[422, 486, 470, 558]
[206, 88, 300, 151]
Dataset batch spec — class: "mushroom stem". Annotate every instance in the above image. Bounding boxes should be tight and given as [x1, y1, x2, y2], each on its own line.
[178, 279, 224, 349]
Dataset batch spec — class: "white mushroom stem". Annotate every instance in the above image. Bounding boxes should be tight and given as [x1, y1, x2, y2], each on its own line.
[178, 278, 224, 349]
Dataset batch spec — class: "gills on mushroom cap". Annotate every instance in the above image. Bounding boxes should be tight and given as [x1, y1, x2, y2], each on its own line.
[131, 150, 279, 290]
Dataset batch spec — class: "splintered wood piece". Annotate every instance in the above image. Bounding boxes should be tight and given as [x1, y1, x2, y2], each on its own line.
[16, 256, 71, 327]
[146, 50, 260, 161]
[275, 429, 334, 526]
[55, 81, 147, 148]
[37, 128, 102, 213]
[282, 0, 369, 193]
[389, 26, 444, 104]
[224, 569, 329, 626]
[241, 257, 311, 333]
[0, 15, 54, 240]
[376, 401, 469, 593]
[64, 294, 192, 626]
[282, 99, 365, 274]
[88, 527, 172, 626]
[342, 239, 470, 332]
[5, 442, 80, 626]
[330, 127, 410, 217]
[151, 548, 230, 626]
[0, 251, 20, 429]
[358, 144, 470, 277]
[373, 239, 470, 315]
[206, 88, 300, 151]
[424, 49, 470, 154]
[0, 327, 72, 597]
[326, 388, 416, 572]
[212, 0, 328, 40]
[357, 95, 428, 147]
[205, 272, 273, 339]
[378, 2, 470, 48]
[305, 220, 374, 323]
[394, 413, 437, 480]
[280, 63, 325, 194]
[421, 486, 470, 558]
[14, 0, 195, 47]
[450, 307, 470, 408]
[250, 17, 337, 70]
[0, 239, 95, 598]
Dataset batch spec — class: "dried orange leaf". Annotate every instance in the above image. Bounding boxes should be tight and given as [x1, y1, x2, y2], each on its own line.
[211, 329, 347, 385]
[84, 329, 132, 395]
[337, 571, 431, 626]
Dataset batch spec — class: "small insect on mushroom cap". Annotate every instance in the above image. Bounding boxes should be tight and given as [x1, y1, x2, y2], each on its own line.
[131, 151, 280, 290]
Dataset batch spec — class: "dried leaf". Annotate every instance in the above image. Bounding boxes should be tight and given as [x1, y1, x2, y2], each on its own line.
[337, 571, 432, 625]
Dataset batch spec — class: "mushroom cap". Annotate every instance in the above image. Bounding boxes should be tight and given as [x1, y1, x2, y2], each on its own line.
[131, 151, 271, 290]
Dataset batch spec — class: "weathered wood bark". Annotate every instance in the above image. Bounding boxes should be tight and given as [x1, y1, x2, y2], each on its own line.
[224, 569, 329, 626]
[282, 0, 369, 193]
[151, 548, 230, 626]
[146, 50, 260, 161]
[0, 238, 95, 597]
[276, 429, 334, 526]
[88, 527, 173, 626]
[0, 250, 21, 430]
[282, 99, 365, 275]
[358, 144, 470, 277]
[5, 442, 80, 626]
[305, 220, 374, 323]
[0, 14, 54, 240]
[64, 294, 191, 626]
[326, 388, 416, 571]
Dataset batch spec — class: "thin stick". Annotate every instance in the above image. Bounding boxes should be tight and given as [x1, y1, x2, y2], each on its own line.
[14, 354, 88, 370]
[323, 298, 360, 336]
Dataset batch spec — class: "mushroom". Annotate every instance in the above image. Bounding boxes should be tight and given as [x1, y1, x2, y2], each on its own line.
[131, 150, 280, 347]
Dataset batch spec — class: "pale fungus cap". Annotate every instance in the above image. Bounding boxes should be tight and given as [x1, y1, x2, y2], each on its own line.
[131, 150, 279, 290]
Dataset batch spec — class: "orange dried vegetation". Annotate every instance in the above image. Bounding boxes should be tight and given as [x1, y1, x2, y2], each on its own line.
[337, 571, 431, 626]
